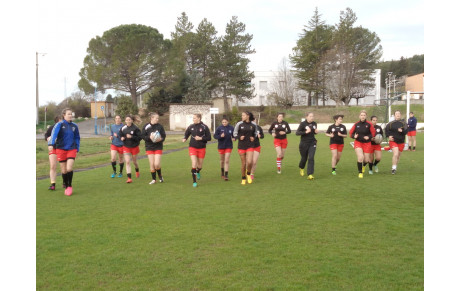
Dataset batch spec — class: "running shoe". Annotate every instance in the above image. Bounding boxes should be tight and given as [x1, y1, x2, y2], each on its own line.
[300, 169, 305, 176]
[358, 173, 363, 178]
[136, 172, 140, 178]
[48, 185, 55, 190]
[65, 187, 73, 196]
[331, 171, 336, 176]
[196, 172, 201, 180]
[159, 177, 164, 183]
[241, 179, 246, 185]
[374, 165, 379, 173]
[224, 176, 229, 181]
[221, 175, 225, 179]
[307, 175, 314, 180]
[193, 182, 197, 187]
[126, 178, 133, 183]
[247, 175, 253, 184]
[111, 172, 116, 178]
[250, 174, 254, 181]
[369, 170, 373, 175]
[277, 169, 281, 174]
[117, 173, 123, 178]
[149, 180, 156, 185]
[392, 169, 396, 175]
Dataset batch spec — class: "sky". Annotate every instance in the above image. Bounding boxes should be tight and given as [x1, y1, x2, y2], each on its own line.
[31, 0, 424, 106]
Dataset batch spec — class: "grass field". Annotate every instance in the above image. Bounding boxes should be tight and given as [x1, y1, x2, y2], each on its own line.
[36, 133, 424, 290]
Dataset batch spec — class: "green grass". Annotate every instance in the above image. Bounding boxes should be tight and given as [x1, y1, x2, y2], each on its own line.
[36, 133, 424, 290]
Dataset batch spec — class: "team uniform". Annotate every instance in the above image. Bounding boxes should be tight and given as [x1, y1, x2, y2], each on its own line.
[371, 124, 383, 153]
[47, 119, 80, 194]
[268, 120, 291, 172]
[213, 124, 234, 155]
[119, 123, 142, 180]
[110, 123, 124, 177]
[349, 120, 376, 154]
[326, 123, 347, 152]
[407, 116, 417, 137]
[385, 119, 408, 152]
[233, 121, 258, 153]
[253, 125, 264, 153]
[296, 120, 318, 178]
[184, 122, 212, 185]
[142, 122, 167, 183]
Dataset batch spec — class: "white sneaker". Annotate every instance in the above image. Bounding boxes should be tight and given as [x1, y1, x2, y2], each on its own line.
[149, 180, 156, 184]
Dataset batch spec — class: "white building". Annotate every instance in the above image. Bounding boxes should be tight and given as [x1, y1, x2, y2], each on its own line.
[236, 69, 381, 107]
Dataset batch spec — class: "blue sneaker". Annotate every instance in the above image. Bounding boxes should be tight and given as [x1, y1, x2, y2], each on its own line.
[117, 173, 123, 178]
[193, 182, 197, 187]
[111, 173, 116, 178]
[196, 172, 201, 180]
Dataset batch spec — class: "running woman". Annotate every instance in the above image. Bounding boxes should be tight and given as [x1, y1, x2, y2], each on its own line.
[47, 108, 80, 196]
[142, 112, 166, 185]
[268, 113, 291, 174]
[325, 114, 347, 175]
[109, 115, 124, 178]
[250, 123, 264, 181]
[349, 110, 376, 178]
[233, 111, 258, 185]
[407, 112, 417, 151]
[119, 115, 142, 183]
[369, 115, 384, 174]
[385, 110, 408, 174]
[296, 112, 318, 180]
[213, 117, 234, 181]
[182, 113, 212, 187]
[44, 115, 62, 190]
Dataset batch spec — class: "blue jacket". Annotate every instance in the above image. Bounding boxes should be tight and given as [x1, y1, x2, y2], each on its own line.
[213, 125, 234, 149]
[48, 120, 80, 151]
[407, 117, 417, 132]
[110, 123, 124, 147]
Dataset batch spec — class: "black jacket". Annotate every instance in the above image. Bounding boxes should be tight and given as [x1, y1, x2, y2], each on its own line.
[184, 122, 212, 149]
[296, 120, 317, 144]
[119, 124, 142, 148]
[268, 121, 291, 139]
[349, 120, 375, 143]
[385, 120, 408, 144]
[142, 123, 166, 151]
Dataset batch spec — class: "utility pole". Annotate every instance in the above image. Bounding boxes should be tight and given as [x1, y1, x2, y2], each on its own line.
[36, 52, 47, 125]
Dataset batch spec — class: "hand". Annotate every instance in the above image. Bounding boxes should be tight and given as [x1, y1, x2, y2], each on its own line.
[156, 137, 163, 142]
[109, 136, 113, 140]
[389, 136, 394, 141]
[48, 146, 53, 152]
[46, 137, 50, 142]
[354, 133, 358, 139]
[113, 133, 118, 138]
[240, 136, 245, 141]
[364, 136, 369, 140]
[258, 134, 261, 138]
[232, 138, 236, 142]
[121, 137, 125, 141]
[182, 138, 186, 143]
[195, 135, 203, 141]
[272, 133, 276, 137]
[306, 127, 311, 134]
[398, 128, 403, 132]
[279, 131, 286, 135]
[250, 136, 254, 142]
[221, 133, 225, 138]
[126, 134, 132, 139]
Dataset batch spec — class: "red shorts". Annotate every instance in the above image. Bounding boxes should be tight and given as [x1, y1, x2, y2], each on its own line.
[354, 141, 373, 154]
[48, 148, 57, 155]
[329, 144, 344, 152]
[274, 138, 288, 149]
[123, 146, 140, 155]
[189, 147, 206, 158]
[389, 141, 405, 152]
[407, 131, 416, 136]
[111, 144, 124, 155]
[238, 148, 255, 154]
[371, 144, 382, 152]
[146, 150, 163, 155]
[56, 149, 77, 162]
[218, 148, 232, 155]
[254, 146, 261, 153]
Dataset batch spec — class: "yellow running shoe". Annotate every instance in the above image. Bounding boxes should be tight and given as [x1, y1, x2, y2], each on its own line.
[307, 175, 314, 180]
[358, 173, 363, 178]
[300, 169, 305, 176]
[247, 175, 252, 184]
[241, 179, 246, 185]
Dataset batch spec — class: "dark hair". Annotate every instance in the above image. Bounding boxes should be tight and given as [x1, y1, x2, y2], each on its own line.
[149, 112, 159, 119]
[277, 112, 285, 117]
[370, 115, 378, 120]
[194, 113, 202, 120]
[333, 114, 344, 121]
[125, 114, 141, 123]
[244, 111, 255, 122]
[61, 108, 72, 118]
[54, 115, 61, 123]
[221, 117, 228, 122]
[409, 112, 414, 114]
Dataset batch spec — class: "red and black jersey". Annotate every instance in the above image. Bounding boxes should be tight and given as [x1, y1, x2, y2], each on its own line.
[349, 120, 375, 143]
[254, 125, 264, 148]
[268, 121, 291, 139]
[183, 122, 211, 149]
[326, 123, 347, 145]
[371, 124, 384, 145]
[141, 122, 166, 151]
[233, 121, 257, 150]
[385, 120, 407, 144]
[119, 124, 142, 148]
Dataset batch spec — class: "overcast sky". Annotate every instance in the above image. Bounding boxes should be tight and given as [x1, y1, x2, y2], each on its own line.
[33, 0, 424, 105]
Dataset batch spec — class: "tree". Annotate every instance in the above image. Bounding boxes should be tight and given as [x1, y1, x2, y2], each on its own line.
[268, 58, 299, 108]
[291, 8, 333, 106]
[78, 24, 169, 106]
[115, 95, 138, 118]
[322, 8, 382, 106]
[183, 70, 211, 103]
[214, 16, 255, 112]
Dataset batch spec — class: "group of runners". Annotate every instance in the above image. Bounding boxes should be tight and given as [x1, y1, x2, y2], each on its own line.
[45, 108, 418, 195]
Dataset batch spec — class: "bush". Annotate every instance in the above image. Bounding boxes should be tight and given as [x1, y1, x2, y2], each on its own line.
[115, 95, 138, 118]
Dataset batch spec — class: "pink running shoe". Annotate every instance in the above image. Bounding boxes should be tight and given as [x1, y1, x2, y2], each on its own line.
[136, 172, 140, 178]
[64, 187, 73, 196]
